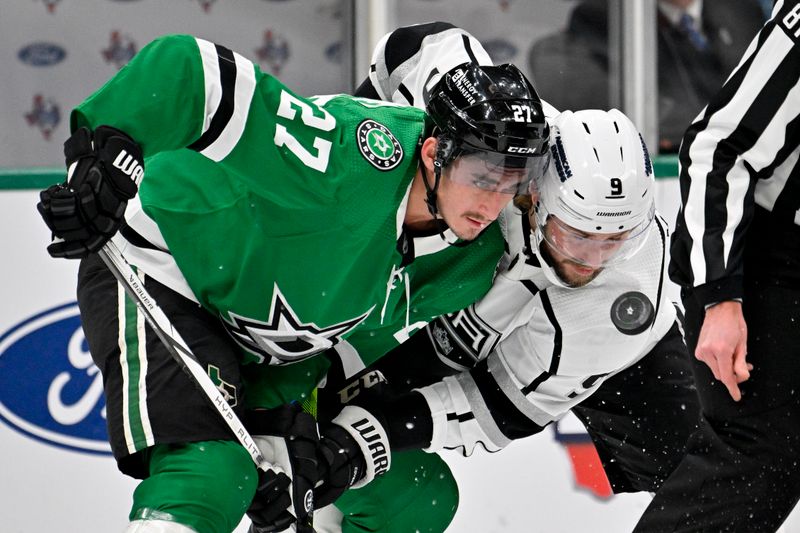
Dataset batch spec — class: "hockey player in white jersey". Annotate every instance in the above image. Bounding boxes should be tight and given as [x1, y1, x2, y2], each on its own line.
[406, 107, 690, 454]
[309, 22, 701, 532]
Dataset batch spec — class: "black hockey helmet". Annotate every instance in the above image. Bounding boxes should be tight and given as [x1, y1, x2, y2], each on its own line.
[420, 63, 551, 217]
[426, 62, 550, 175]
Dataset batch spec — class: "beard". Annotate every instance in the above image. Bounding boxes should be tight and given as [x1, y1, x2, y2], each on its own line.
[552, 259, 603, 287]
[539, 242, 602, 287]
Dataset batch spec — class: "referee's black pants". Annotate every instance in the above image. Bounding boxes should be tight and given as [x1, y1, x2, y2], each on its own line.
[635, 209, 800, 532]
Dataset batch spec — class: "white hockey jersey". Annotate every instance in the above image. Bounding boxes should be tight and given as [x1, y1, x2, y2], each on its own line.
[365, 21, 560, 118]
[363, 22, 678, 456]
[416, 207, 676, 454]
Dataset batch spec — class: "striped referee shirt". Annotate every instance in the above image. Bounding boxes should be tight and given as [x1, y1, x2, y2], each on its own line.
[669, 0, 800, 305]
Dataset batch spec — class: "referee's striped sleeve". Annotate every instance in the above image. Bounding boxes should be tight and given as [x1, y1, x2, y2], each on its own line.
[669, 0, 800, 305]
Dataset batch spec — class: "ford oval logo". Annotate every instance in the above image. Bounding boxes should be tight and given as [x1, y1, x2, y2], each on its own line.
[0, 303, 110, 454]
[18, 42, 67, 67]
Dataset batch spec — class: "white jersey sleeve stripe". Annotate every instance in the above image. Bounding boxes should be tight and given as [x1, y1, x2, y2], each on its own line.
[200, 51, 256, 162]
[190, 38, 257, 162]
[194, 38, 222, 137]
[114, 197, 196, 302]
[416, 374, 509, 455]
[455, 371, 512, 451]
[488, 352, 556, 427]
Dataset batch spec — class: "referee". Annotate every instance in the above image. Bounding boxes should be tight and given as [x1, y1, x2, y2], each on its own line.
[634, 1, 800, 531]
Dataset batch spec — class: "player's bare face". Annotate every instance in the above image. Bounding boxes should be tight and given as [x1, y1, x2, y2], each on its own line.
[541, 215, 627, 287]
[438, 161, 520, 240]
[544, 244, 604, 287]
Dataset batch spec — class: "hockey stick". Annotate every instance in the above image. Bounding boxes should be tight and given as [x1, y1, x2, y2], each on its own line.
[98, 241, 317, 533]
[97, 240, 270, 471]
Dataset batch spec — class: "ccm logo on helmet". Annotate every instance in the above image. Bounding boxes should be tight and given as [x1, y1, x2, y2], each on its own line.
[507, 146, 538, 154]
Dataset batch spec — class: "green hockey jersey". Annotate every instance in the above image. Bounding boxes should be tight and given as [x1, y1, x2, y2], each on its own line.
[72, 34, 504, 406]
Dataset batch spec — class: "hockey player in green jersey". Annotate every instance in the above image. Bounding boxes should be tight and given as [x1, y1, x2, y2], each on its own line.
[36, 34, 549, 533]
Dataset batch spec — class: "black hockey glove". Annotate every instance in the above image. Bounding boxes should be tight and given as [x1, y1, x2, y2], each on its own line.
[246, 404, 319, 533]
[37, 125, 143, 259]
[314, 405, 391, 508]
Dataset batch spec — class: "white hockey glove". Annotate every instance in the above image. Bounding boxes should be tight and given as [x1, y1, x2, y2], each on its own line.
[314, 405, 391, 508]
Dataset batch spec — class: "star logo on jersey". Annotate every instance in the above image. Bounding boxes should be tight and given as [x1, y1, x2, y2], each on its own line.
[610, 291, 654, 336]
[221, 285, 373, 365]
[370, 130, 392, 156]
[356, 119, 404, 171]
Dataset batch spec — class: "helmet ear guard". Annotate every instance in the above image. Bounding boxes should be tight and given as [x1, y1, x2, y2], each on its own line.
[434, 135, 457, 168]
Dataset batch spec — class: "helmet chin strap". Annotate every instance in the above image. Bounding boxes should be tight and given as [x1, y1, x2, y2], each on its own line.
[417, 137, 481, 245]
[421, 156, 443, 219]
[418, 147, 462, 243]
[422, 135, 453, 219]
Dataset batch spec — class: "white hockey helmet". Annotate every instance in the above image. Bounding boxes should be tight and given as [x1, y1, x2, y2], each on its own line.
[533, 108, 655, 269]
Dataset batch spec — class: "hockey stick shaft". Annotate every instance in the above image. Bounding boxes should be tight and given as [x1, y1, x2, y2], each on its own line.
[97, 240, 270, 471]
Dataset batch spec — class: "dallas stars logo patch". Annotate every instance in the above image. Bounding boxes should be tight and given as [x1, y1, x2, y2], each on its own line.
[207, 365, 237, 407]
[356, 119, 404, 171]
[222, 285, 373, 365]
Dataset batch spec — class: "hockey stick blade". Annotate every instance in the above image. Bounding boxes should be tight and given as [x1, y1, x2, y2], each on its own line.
[97, 240, 270, 471]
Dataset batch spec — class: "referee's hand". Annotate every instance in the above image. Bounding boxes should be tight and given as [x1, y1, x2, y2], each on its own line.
[695, 300, 751, 402]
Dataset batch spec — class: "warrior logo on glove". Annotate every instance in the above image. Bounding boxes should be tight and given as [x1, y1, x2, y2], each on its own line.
[37, 125, 144, 259]
[111, 149, 143, 183]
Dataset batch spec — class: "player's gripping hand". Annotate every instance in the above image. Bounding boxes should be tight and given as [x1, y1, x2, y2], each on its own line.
[37, 126, 143, 259]
[314, 405, 392, 508]
[246, 404, 319, 533]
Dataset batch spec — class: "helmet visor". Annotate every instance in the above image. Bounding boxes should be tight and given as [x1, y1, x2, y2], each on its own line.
[538, 203, 655, 268]
[445, 151, 551, 195]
